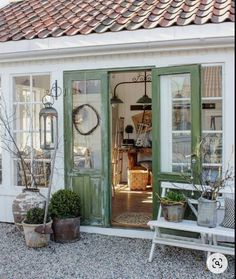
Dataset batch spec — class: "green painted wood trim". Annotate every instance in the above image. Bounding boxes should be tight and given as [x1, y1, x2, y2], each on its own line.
[100, 71, 110, 227]
[152, 65, 201, 219]
[190, 65, 202, 184]
[151, 68, 159, 219]
[63, 74, 73, 188]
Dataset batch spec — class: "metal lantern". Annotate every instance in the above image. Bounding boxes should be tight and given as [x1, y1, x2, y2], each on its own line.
[39, 96, 58, 150]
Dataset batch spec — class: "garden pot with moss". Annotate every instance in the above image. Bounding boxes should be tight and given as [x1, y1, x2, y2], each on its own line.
[22, 207, 52, 248]
[158, 191, 187, 222]
[49, 189, 81, 243]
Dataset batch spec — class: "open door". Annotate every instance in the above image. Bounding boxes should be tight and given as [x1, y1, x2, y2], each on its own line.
[152, 65, 201, 218]
[64, 70, 110, 226]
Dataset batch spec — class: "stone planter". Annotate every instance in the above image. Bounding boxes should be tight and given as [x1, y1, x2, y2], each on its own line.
[22, 220, 52, 248]
[12, 188, 46, 230]
[161, 202, 186, 222]
[52, 217, 80, 243]
[197, 197, 220, 228]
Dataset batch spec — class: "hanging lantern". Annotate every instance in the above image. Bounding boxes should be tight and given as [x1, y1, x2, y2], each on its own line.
[39, 95, 58, 150]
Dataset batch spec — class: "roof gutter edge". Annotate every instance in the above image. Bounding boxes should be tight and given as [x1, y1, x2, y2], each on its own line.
[0, 36, 234, 63]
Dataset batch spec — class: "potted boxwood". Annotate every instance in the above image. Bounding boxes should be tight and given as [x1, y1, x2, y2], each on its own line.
[49, 189, 81, 243]
[158, 191, 186, 222]
[22, 207, 52, 248]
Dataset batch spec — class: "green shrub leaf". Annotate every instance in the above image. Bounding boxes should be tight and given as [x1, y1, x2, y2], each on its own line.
[49, 189, 80, 219]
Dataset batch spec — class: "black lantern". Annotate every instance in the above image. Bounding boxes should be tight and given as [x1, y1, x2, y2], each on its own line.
[39, 95, 58, 150]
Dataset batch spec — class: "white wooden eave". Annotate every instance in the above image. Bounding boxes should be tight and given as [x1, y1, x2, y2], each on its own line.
[0, 22, 234, 63]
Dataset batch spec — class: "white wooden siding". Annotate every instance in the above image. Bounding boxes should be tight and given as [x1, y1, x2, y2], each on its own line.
[0, 44, 234, 222]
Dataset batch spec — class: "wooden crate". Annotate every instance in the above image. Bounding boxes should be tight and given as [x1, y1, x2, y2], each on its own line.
[128, 169, 148, 191]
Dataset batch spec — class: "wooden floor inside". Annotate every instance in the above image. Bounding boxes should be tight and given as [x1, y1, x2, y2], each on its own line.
[111, 184, 153, 229]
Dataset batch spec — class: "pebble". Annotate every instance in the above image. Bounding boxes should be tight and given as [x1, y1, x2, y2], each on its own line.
[0, 223, 234, 279]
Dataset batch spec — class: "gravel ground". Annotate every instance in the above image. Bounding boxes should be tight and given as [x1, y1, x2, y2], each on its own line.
[0, 223, 234, 279]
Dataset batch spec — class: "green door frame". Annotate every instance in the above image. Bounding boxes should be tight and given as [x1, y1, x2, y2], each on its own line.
[152, 65, 201, 219]
[64, 64, 201, 226]
[64, 70, 110, 226]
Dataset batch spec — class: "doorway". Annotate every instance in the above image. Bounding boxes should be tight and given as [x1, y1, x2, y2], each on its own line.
[109, 70, 153, 228]
[63, 65, 202, 228]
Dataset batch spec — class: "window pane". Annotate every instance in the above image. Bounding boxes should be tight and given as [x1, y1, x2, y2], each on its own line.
[172, 133, 191, 163]
[72, 79, 101, 169]
[32, 75, 50, 102]
[32, 104, 42, 131]
[202, 100, 222, 131]
[201, 66, 222, 98]
[202, 133, 222, 164]
[202, 166, 222, 184]
[14, 158, 51, 187]
[14, 132, 32, 150]
[172, 101, 191, 131]
[72, 80, 100, 95]
[13, 76, 31, 102]
[201, 66, 223, 180]
[13, 75, 51, 187]
[13, 104, 31, 131]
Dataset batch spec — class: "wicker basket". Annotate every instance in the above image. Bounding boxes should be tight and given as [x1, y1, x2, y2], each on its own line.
[128, 169, 148, 190]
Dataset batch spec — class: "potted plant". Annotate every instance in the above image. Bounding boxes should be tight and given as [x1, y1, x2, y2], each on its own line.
[179, 139, 234, 228]
[22, 207, 52, 248]
[157, 191, 186, 222]
[49, 189, 81, 243]
[193, 166, 234, 228]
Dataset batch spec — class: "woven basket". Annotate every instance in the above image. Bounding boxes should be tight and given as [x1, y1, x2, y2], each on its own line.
[128, 169, 148, 190]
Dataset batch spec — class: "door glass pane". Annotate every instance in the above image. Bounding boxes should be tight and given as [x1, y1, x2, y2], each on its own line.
[160, 73, 191, 173]
[172, 132, 191, 172]
[72, 79, 102, 169]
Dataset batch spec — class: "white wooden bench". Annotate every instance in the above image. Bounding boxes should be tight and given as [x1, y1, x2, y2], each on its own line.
[147, 182, 235, 262]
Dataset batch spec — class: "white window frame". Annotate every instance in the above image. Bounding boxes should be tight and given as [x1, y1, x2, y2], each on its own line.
[12, 73, 51, 188]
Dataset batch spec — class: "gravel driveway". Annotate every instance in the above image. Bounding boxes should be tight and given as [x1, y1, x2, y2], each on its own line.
[0, 223, 234, 279]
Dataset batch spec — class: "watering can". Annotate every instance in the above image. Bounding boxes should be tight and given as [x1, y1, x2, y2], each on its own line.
[187, 197, 221, 228]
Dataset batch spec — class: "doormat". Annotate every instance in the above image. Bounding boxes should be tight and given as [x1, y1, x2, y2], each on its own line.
[113, 212, 151, 225]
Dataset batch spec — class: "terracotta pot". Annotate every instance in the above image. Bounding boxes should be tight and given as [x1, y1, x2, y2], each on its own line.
[161, 202, 186, 222]
[12, 188, 46, 230]
[22, 220, 52, 248]
[52, 217, 80, 243]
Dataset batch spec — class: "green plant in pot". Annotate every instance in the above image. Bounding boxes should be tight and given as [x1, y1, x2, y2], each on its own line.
[49, 189, 81, 243]
[22, 207, 52, 248]
[157, 191, 186, 222]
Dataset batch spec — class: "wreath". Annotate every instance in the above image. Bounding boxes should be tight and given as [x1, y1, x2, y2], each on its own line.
[72, 104, 100, 136]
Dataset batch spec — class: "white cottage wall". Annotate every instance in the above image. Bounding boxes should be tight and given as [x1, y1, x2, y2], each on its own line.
[0, 26, 234, 222]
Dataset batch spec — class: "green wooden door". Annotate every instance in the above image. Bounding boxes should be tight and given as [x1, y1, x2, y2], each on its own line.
[64, 70, 110, 226]
[152, 65, 201, 218]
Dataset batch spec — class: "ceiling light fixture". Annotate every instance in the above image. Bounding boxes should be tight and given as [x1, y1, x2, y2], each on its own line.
[110, 92, 123, 104]
[136, 71, 152, 104]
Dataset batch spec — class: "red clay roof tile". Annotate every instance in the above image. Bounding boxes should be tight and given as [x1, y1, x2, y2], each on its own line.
[65, 26, 79, 36]
[0, 0, 234, 42]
